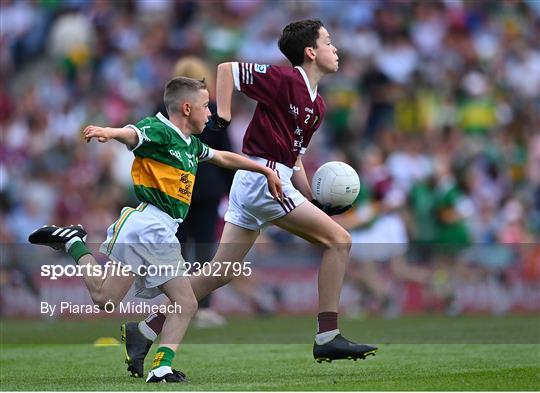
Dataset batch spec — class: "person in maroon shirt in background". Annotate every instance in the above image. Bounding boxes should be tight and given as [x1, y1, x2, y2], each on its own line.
[125, 19, 377, 376]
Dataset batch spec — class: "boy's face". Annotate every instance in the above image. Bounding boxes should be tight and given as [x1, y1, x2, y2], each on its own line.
[313, 27, 339, 73]
[188, 89, 211, 134]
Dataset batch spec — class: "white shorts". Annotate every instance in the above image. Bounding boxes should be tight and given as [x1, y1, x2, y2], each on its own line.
[224, 157, 307, 231]
[350, 213, 408, 263]
[99, 203, 186, 299]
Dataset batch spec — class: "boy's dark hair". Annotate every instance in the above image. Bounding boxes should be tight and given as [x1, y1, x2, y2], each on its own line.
[278, 19, 324, 66]
[164, 77, 207, 115]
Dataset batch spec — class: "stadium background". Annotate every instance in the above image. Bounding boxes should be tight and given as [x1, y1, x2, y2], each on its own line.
[1, 0, 539, 323]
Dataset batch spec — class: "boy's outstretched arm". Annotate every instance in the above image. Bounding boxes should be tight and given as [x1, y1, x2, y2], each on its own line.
[209, 150, 283, 201]
[83, 125, 139, 149]
[215, 62, 234, 121]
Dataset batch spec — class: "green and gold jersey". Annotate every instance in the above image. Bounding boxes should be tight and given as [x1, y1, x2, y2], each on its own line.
[126, 112, 214, 221]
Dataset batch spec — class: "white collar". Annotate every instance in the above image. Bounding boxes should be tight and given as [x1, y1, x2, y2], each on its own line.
[156, 112, 191, 145]
[295, 66, 317, 102]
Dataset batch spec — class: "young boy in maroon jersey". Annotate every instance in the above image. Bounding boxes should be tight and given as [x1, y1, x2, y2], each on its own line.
[124, 19, 377, 378]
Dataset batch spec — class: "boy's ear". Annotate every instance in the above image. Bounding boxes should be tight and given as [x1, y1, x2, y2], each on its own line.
[182, 102, 191, 116]
[305, 47, 316, 61]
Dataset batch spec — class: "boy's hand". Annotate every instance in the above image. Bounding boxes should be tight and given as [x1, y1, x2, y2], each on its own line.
[83, 125, 114, 143]
[311, 199, 352, 216]
[205, 114, 231, 132]
[264, 168, 283, 201]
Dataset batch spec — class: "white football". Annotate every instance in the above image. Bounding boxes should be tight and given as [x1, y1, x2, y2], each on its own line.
[311, 161, 360, 207]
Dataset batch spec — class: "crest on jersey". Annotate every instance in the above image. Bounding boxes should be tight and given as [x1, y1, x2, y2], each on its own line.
[254, 64, 269, 73]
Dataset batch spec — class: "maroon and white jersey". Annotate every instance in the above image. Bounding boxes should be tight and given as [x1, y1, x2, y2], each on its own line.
[232, 63, 326, 168]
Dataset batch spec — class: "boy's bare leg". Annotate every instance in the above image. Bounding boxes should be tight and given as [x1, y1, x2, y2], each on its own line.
[144, 276, 196, 383]
[28, 225, 135, 308]
[189, 222, 260, 300]
[270, 201, 377, 361]
[77, 255, 135, 307]
[271, 201, 351, 312]
[154, 277, 197, 349]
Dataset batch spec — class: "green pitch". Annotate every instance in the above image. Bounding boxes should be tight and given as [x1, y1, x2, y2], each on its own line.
[1, 315, 539, 391]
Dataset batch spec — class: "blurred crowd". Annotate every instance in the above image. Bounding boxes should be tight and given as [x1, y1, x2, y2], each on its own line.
[1, 0, 539, 317]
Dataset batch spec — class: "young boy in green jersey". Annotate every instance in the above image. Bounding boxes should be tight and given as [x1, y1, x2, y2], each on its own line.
[28, 77, 282, 383]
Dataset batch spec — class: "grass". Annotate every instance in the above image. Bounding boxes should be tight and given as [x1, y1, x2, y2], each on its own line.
[1, 315, 539, 391]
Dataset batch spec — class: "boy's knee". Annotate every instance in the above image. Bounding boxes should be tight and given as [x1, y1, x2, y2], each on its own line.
[92, 292, 119, 310]
[339, 230, 352, 249]
[322, 227, 352, 251]
[181, 295, 198, 317]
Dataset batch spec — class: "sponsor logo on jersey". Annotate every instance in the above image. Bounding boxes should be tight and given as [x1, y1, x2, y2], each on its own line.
[289, 104, 299, 117]
[177, 172, 195, 204]
[254, 64, 269, 73]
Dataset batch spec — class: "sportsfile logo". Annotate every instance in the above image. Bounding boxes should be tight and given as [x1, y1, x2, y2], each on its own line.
[40, 261, 252, 280]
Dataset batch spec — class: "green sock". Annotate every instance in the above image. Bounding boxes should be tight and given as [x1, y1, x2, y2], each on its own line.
[151, 346, 175, 370]
[67, 240, 91, 264]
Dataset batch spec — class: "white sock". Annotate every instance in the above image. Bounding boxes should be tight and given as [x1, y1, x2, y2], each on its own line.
[147, 366, 172, 380]
[315, 329, 340, 345]
[65, 237, 83, 253]
[138, 320, 157, 341]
